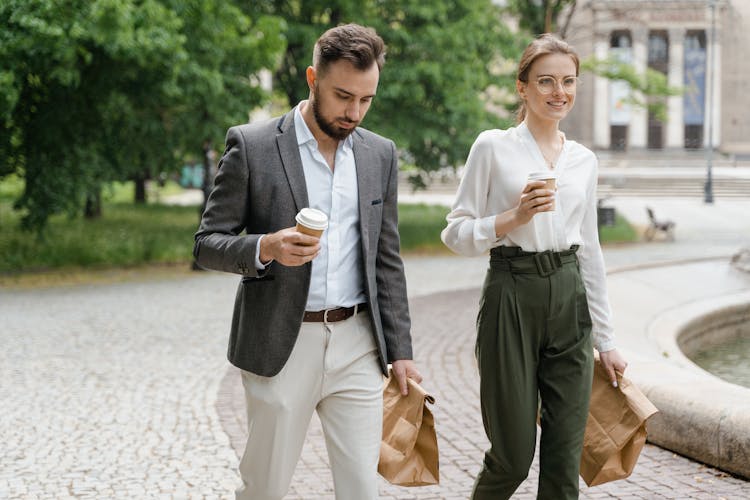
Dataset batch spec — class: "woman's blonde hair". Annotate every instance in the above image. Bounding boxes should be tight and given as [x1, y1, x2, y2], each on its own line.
[516, 34, 580, 123]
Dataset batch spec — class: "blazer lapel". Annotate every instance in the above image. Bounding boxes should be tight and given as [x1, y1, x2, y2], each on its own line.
[276, 110, 309, 212]
[353, 131, 379, 253]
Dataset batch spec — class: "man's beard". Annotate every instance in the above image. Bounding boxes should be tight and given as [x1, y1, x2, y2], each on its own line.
[312, 91, 357, 141]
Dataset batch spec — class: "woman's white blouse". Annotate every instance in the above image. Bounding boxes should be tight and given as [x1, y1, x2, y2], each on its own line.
[441, 122, 615, 352]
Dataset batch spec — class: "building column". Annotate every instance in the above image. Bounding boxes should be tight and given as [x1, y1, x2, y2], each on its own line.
[593, 31, 610, 149]
[709, 24, 722, 147]
[630, 27, 648, 148]
[666, 28, 685, 149]
[703, 3, 723, 149]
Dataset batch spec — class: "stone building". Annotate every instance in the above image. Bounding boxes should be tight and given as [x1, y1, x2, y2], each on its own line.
[562, 0, 749, 155]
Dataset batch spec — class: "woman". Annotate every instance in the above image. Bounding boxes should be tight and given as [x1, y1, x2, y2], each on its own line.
[441, 34, 628, 499]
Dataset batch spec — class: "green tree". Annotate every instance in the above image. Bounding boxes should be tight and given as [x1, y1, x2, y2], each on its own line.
[164, 0, 285, 189]
[114, 0, 286, 207]
[245, 0, 519, 179]
[368, 0, 519, 176]
[0, 0, 190, 228]
[507, 0, 578, 37]
[0, 0, 285, 232]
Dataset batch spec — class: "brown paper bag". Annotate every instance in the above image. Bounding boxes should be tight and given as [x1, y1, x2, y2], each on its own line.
[580, 357, 659, 486]
[378, 370, 439, 486]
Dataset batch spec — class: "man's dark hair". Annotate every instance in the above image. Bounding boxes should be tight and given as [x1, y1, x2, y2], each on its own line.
[313, 23, 386, 76]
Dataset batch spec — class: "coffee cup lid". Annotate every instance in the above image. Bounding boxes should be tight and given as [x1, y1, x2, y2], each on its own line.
[296, 207, 328, 230]
[527, 171, 557, 181]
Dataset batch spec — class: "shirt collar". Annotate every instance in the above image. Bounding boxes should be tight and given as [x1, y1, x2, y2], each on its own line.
[294, 101, 354, 151]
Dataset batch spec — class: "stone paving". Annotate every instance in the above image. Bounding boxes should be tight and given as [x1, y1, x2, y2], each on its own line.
[219, 288, 750, 500]
[2, 262, 749, 499]
[0, 276, 240, 499]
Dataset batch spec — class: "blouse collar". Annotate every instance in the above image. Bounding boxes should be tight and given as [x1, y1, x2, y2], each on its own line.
[517, 120, 568, 171]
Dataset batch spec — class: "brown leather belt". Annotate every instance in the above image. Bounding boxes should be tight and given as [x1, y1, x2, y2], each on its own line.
[303, 303, 368, 323]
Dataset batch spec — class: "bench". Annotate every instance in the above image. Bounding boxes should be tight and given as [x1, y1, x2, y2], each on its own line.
[645, 207, 675, 241]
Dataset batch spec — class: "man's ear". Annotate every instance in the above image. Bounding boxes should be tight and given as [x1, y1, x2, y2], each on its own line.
[305, 66, 316, 91]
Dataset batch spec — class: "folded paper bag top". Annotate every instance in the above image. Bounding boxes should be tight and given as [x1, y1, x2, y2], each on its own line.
[580, 357, 659, 487]
[378, 371, 439, 487]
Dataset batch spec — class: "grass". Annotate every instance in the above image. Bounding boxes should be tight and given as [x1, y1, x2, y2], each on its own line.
[0, 200, 448, 276]
[0, 202, 201, 274]
[598, 213, 639, 244]
[0, 178, 638, 281]
[0, 179, 200, 277]
[102, 180, 186, 204]
[397, 203, 451, 253]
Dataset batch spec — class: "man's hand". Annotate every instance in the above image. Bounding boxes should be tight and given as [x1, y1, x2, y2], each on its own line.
[391, 359, 423, 396]
[599, 349, 628, 388]
[259, 227, 320, 266]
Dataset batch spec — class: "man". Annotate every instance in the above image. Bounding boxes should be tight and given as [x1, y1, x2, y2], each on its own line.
[193, 23, 421, 500]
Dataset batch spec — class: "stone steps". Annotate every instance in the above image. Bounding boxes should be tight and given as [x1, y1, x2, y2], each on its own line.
[597, 176, 750, 198]
[400, 175, 750, 199]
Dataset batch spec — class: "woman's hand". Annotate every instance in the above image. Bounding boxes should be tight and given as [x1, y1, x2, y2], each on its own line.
[513, 180, 555, 226]
[599, 349, 628, 388]
[493, 181, 556, 237]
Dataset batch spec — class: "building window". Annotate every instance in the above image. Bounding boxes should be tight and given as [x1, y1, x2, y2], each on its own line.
[684, 30, 707, 149]
[609, 31, 632, 150]
[610, 31, 632, 49]
[648, 31, 669, 149]
[648, 31, 669, 73]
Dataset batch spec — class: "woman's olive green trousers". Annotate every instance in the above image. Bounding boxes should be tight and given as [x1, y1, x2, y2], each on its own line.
[472, 246, 594, 500]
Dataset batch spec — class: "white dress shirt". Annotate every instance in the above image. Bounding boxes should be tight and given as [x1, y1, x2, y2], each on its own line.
[441, 122, 615, 352]
[287, 103, 367, 311]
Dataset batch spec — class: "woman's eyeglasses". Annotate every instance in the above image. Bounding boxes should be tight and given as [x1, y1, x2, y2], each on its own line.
[532, 76, 579, 94]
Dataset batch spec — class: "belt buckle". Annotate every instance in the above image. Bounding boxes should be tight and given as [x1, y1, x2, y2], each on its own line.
[534, 250, 561, 277]
[323, 308, 333, 323]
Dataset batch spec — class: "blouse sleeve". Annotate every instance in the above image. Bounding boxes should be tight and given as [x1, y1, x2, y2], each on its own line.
[441, 132, 503, 256]
[577, 154, 616, 352]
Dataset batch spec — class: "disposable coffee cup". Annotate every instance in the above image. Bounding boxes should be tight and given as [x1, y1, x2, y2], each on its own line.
[295, 208, 328, 240]
[527, 172, 557, 210]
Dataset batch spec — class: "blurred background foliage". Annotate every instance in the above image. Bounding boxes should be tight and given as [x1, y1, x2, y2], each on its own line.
[0, 0, 286, 231]
[244, 0, 523, 177]
[2, 0, 527, 233]
[1, 0, 652, 246]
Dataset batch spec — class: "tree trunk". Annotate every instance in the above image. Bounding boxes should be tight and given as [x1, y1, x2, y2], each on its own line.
[559, 1, 577, 39]
[84, 191, 102, 219]
[545, 2, 554, 33]
[134, 171, 147, 204]
[330, 9, 341, 26]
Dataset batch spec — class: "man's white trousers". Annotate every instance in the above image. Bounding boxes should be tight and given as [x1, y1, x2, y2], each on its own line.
[235, 311, 383, 500]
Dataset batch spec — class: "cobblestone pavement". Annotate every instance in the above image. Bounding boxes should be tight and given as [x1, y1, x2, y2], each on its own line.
[219, 288, 750, 500]
[2, 263, 749, 499]
[0, 275, 240, 499]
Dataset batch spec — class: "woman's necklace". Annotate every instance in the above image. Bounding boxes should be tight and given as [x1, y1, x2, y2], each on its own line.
[539, 134, 564, 169]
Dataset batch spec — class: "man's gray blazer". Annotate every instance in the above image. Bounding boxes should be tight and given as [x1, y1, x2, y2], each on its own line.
[194, 109, 413, 377]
